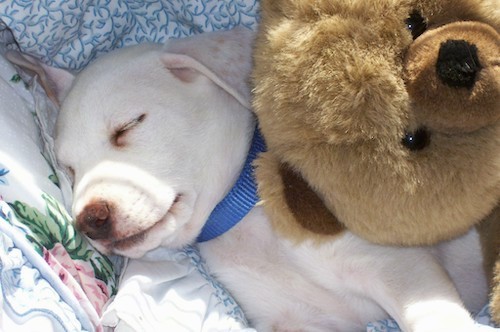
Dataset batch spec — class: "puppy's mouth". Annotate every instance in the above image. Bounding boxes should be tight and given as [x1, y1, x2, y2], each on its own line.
[101, 194, 182, 254]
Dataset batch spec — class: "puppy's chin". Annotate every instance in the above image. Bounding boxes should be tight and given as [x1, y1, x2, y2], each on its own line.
[86, 194, 198, 258]
[87, 217, 168, 258]
[110, 217, 171, 258]
[88, 220, 173, 258]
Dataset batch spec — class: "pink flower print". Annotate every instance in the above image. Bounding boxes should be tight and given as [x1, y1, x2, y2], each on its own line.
[43, 246, 70, 284]
[72, 259, 110, 315]
[45, 244, 110, 315]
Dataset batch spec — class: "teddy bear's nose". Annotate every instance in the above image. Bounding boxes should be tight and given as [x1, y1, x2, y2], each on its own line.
[436, 39, 481, 89]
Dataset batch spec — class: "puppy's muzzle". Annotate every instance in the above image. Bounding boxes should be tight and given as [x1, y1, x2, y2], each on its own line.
[76, 201, 112, 240]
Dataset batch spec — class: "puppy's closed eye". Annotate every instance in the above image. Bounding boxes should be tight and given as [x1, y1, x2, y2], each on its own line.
[112, 114, 147, 147]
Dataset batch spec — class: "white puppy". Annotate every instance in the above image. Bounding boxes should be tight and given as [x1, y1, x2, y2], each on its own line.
[13, 28, 495, 331]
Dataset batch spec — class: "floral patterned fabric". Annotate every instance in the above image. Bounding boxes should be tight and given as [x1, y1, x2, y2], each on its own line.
[0, 41, 119, 331]
[1, 201, 94, 332]
[10, 194, 116, 317]
[0, 0, 260, 70]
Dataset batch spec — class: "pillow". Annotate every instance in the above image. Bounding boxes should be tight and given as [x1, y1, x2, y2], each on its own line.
[0, 31, 119, 331]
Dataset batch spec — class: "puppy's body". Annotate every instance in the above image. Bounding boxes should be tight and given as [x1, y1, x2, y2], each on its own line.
[202, 210, 488, 331]
[47, 28, 493, 331]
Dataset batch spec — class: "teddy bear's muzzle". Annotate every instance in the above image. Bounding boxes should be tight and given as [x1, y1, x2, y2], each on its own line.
[436, 39, 481, 89]
[404, 21, 499, 134]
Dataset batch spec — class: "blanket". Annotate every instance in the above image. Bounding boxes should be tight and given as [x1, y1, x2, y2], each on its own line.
[0, 1, 497, 331]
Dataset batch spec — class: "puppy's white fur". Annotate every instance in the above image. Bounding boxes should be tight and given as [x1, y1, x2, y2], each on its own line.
[30, 28, 492, 331]
[53, 31, 254, 257]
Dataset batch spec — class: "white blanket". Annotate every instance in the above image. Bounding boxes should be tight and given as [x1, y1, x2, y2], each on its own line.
[102, 246, 254, 331]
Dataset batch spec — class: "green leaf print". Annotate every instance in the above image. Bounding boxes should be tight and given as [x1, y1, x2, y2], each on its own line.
[41, 152, 61, 188]
[90, 257, 118, 295]
[8, 193, 117, 294]
[49, 173, 60, 187]
[10, 74, 21, 83]
[8, 200, 60, 254]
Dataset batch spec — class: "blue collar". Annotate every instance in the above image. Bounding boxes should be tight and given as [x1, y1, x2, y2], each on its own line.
[197, 126, 266, 242]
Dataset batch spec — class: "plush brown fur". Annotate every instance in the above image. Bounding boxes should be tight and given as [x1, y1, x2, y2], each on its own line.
[252, 0, 500, 322]
[255, 152, 345, 242]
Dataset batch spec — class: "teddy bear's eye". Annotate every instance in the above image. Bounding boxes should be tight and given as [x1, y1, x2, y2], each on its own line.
[402, 128, 430, 151]
[405, 11, 427, 39]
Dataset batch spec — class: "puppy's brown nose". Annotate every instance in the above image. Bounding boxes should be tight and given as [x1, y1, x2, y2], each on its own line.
[76, 201, 112, 240]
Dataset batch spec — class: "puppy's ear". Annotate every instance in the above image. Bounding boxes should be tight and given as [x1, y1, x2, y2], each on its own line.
[161, 27, 255, 109]
[5, 51, 75, 107]
[161, 53, 249, 108]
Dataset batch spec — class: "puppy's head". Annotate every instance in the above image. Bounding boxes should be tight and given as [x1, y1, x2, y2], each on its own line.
[35, 28, 255, 258]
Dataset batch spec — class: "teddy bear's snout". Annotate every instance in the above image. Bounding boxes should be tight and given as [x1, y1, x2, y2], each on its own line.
[436, 39, 481, 90]
[404, 21, 499, 134]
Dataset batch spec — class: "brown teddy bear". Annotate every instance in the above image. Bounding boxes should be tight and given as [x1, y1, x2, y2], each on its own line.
[252, 0, 499, 323]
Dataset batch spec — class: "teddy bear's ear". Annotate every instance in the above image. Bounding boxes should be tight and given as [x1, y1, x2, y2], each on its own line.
[255, 152, 344, 241]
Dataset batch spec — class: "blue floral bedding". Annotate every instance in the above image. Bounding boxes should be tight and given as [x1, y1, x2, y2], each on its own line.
[0, 0, 259, 70]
